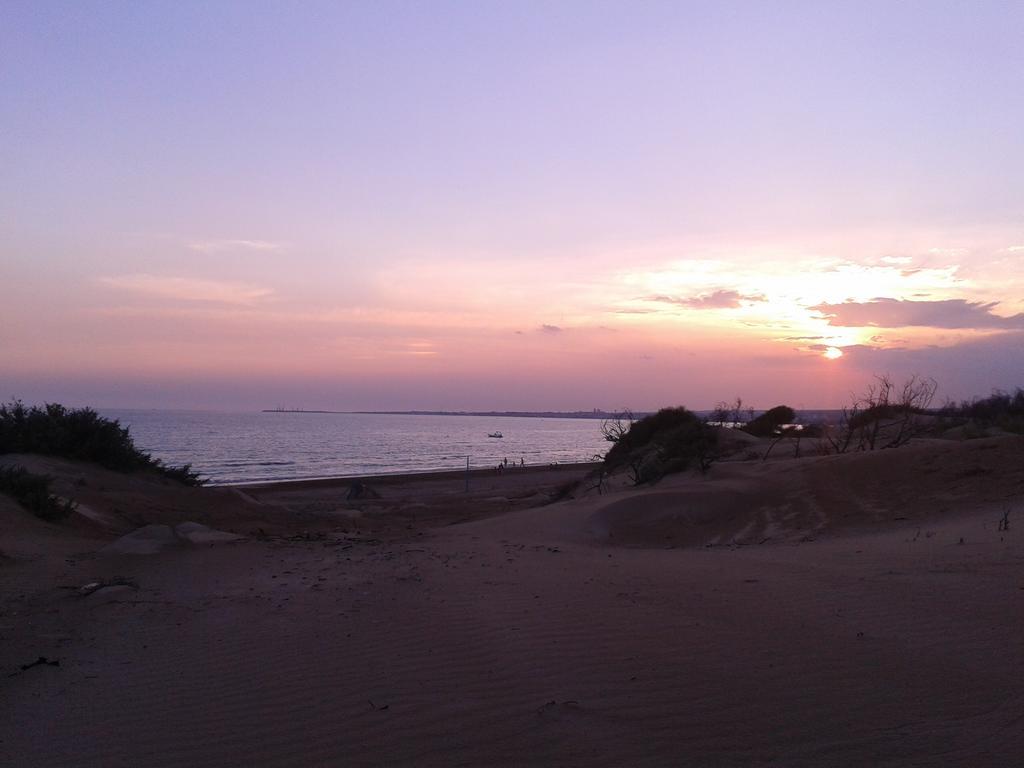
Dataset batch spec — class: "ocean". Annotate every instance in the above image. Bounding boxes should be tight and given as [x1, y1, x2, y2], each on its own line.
[101, 410, 609, 486]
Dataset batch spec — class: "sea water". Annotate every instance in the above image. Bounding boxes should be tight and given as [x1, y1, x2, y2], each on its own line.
[101, 410, 609, 486]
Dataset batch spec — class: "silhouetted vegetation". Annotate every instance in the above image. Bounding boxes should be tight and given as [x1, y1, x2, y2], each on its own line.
[600, 410, 635, 447]
[594, 376, 1020, 486]
[940, 388, 1024, 435]
[826, 374, 938, 453]
[0, 466, 76, 521]
[742, 405, 796, 437]
[710, 397, 753, 426]
[603, 407, 718, 484]
[0, 401, 203, 485]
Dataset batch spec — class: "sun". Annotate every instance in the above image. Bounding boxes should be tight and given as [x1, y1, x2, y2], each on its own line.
[823, 346, 844, 360]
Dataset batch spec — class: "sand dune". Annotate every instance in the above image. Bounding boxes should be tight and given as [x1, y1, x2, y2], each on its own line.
[1, 438, 1021, 766]
[581, 436, 1024, 548]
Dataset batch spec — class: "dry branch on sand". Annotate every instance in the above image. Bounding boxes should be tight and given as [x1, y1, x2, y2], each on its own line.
[824, 374, 938, 453]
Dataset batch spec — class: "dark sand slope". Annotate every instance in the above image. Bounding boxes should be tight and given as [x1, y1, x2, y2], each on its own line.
[581, 435, 1024, 548]
[1, 439, 1021, 766]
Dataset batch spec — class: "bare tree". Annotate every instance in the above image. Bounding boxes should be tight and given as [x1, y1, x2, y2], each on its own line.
[825, 374, 938, 453]
[600, 410, 634, 446]
[762, 423, 804, 461]
[711, 397, 751, 427]
[597, 410, 636, 482]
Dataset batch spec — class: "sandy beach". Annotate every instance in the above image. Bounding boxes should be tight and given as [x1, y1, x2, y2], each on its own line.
[7, 3, 1023, 764]
[2, 438, 1022, 766]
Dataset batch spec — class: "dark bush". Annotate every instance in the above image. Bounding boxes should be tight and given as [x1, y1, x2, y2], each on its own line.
[603, 407, 717, 484]
[0, 401, 203, 485]
[0, 466, 76, 521]
[942, 388, 1024, 435]
[743, 405, 796, 437]
[151, 461, 204, 485]
[847, 403, 910, 430]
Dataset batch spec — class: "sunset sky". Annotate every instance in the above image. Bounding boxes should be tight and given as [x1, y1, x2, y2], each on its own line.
[3, 2, 1022, 411]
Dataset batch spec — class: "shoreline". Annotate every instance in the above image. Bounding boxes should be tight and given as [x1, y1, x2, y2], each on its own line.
[224, 460, 598, 489]
[231, 461, 601, 491]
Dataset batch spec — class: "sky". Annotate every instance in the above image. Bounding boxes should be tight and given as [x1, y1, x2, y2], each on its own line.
[2, 1, 1023, 411]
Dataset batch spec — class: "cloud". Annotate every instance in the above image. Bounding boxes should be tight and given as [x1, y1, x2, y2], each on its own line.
[99, 274, 274, 305]
[811, 298, 1024, 329]
[540, 324, 563, 333]
[868, 334, 908, 345]
[399, 341, 437, 356]
[838, 331, 1024, 399]
[648, 289, 766, 310]
[187, 239, 284, 253]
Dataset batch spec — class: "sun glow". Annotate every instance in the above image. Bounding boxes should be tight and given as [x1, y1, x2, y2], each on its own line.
[823, 346, 844, 360]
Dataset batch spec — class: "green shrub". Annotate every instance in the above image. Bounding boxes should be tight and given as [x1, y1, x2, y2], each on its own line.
[0, 466, 76, 521]
[0, 401, 204, 485]
[603, 407, 717, 484]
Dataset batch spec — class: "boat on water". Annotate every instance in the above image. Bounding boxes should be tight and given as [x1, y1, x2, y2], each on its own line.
[488, 431, 503, 438]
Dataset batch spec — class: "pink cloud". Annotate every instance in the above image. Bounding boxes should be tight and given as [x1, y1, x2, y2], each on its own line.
[98, 274, 274, 305]
[812, 298, 1024, 329]
[648, 289, 766, 309]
